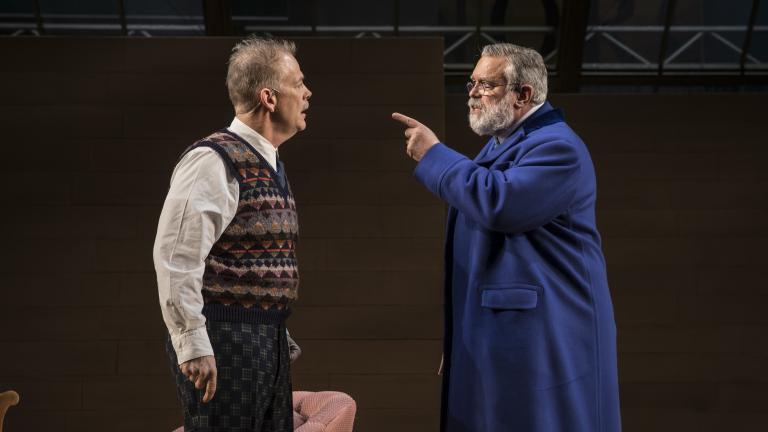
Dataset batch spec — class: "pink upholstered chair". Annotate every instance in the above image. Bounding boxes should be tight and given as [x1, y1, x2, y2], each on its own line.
[171, 390, 356, 432]
[292, 391, 356, 432]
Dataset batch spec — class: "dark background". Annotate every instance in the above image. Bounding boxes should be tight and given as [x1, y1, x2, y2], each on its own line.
[0, 35, 767, 432]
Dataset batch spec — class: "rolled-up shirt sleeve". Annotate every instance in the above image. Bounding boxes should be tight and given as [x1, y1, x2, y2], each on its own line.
[153, 147, 239, 364]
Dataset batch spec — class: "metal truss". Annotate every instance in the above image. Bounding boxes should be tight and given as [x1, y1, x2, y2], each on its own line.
[582, 25, 767, 73]
[0, 13, 206, 36]
[243, 24, 558, 72]
[2, 12, 766, 79]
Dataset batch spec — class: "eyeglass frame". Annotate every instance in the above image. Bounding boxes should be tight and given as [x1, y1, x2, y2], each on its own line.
[466, 79, 523, 95]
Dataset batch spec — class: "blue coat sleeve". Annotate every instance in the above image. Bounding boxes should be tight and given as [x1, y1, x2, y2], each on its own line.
[413, 139, 580, 233]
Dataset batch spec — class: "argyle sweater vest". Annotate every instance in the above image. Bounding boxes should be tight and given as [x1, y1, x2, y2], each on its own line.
[182, 130, 299, 308]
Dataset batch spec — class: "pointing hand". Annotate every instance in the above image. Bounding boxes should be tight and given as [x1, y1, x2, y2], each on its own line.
[391, 112, 440, 161]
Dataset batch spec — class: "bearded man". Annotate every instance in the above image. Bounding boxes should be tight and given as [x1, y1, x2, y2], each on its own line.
[392, 43, 621, 432]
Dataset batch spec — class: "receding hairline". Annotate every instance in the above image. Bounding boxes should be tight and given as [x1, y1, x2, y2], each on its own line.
[225, 36, 299, 111]
[470, 55, 509, 78]
[276, 52, 303, 81]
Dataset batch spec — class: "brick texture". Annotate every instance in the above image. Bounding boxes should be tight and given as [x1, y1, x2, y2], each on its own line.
[0, 36, 444, 432]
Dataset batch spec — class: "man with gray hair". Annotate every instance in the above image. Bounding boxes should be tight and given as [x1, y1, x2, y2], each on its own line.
[392, 43, 621, 431]
[154, 36, 311, 431]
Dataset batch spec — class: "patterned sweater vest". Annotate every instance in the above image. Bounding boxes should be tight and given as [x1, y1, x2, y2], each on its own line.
[183, 130, 299, 308]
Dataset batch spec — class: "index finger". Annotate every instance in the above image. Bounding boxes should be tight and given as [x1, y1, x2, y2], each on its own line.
[202, 373, 217, 403]
[391, 112, 420, 127]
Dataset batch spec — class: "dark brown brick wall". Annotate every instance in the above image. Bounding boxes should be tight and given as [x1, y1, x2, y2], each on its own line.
[0, 36, 444, 432]
[1, 36, 766, 431]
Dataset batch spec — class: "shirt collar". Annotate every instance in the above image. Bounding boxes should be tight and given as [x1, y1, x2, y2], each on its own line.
[227, 117, 278, 171]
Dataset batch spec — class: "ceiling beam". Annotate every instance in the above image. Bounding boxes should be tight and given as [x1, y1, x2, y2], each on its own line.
[554, 0, 590, 92]
[202, 0, 232, 36]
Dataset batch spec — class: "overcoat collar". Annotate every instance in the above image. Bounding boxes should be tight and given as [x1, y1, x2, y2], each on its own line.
[474, 101, 565, 164]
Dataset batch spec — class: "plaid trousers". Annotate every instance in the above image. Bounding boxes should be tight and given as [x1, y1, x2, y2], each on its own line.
[166, 305, 293, 432]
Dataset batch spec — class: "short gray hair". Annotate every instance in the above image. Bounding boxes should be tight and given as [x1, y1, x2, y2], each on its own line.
[226, 36, 296, 112]
[481, 43, 548, 104]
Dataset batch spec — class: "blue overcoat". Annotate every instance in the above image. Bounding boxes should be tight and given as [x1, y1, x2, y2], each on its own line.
[414, 103, 621, 432]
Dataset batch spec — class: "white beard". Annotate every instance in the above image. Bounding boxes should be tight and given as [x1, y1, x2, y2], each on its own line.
[468, 96, 516, 136]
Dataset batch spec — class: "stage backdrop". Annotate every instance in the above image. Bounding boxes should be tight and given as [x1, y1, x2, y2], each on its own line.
[1, 36, 767, 432]
[0, 36, 445, 432]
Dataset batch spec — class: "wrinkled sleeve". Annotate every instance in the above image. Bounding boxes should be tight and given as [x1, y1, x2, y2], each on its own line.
[153, 147, 239, 364]
[413, 139, 580, 234]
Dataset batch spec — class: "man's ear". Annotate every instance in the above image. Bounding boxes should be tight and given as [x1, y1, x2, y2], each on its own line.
[515, 84, 534, 107]
[259, 88, 278, 113]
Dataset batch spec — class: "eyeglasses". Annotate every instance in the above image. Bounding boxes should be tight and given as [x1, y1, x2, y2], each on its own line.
[466, 80, 521, 95]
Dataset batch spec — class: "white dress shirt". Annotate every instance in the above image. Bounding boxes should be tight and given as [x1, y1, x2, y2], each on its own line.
[153, 118, 278, 364]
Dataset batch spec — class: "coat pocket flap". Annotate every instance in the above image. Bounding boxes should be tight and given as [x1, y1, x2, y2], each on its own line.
[481, 287, 538, 310]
